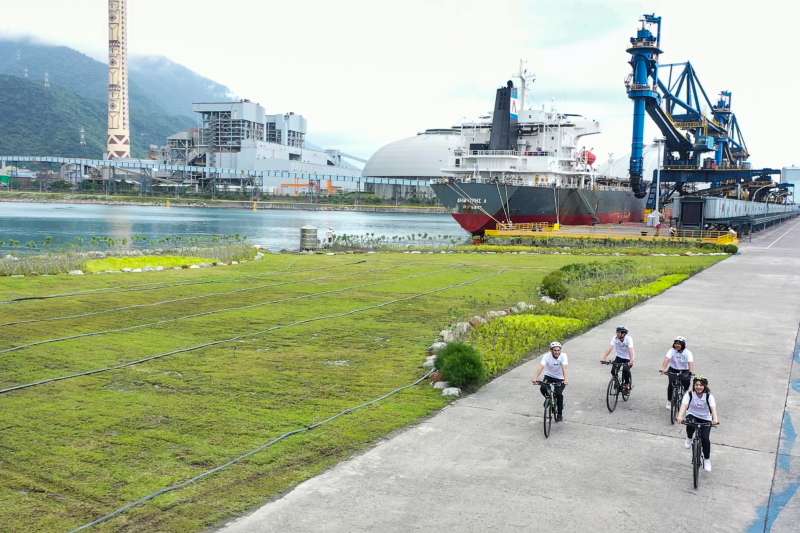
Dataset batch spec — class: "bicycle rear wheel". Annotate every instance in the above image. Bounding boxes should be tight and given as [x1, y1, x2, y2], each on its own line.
[622, 373, 632, 401]
[692, 439, 701, 489]
[606, 378, 619, 412]
[543, 399, 553, 438]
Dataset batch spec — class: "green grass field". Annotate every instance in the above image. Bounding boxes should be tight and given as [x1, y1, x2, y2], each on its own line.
[0, 252, 723, 531]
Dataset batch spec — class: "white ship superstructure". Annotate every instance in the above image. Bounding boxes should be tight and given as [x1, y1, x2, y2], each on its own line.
[442, 64, 626, 190]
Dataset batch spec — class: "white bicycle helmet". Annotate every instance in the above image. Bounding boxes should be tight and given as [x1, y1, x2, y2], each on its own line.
[549, 341, 562, 349]
[674, 335, 687, 343]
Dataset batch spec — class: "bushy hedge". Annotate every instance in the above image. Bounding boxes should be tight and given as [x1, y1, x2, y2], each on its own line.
[619, 274, 689, 297]
[470, 315, 586, 376]
[434, 342, 486, 388]
[722, 244, 738, 254]
[540, 260, 645, 301]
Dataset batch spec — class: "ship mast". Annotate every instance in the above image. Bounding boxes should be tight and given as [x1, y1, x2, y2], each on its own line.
[515, 59, 536, 112]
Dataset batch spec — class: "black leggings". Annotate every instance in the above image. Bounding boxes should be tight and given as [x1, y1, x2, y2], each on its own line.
[612, 356, 632, 385]
[667, 368, 691, 401]
[540, 376, 566, 415]
[686, 414, 712, 459]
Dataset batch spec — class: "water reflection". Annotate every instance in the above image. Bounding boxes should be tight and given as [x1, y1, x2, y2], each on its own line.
[0, 202, 466, 252]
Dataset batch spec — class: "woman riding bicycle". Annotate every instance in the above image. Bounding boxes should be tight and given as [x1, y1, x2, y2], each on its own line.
[659, 336, 694, 410]
[532, 341, 569, 422]
[677, 375, 719, 471]
[600, 325, 635, 391]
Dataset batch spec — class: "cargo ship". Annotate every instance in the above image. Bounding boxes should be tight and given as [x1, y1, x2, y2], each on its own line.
[431, 65, 645, 234]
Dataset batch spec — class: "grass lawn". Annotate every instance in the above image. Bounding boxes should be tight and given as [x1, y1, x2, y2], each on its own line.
[0, 251, 724, 531]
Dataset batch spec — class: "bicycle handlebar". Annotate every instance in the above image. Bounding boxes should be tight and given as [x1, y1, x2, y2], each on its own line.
[681, 420, 718, 427]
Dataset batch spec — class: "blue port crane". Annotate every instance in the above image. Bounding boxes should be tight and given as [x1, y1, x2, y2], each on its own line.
[626, 14, 779, 202]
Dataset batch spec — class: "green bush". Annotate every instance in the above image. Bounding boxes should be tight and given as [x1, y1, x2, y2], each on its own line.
[540, 260, 645, 300]
[619, 274, 689, 297]
[435, 342, 486, 388]
[470, 315, 586, 375]
[722, 244, 738, 254]
[540, 271, 568, 301]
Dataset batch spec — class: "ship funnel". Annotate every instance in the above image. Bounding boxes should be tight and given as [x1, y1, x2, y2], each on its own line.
[488, 80, 519, 151]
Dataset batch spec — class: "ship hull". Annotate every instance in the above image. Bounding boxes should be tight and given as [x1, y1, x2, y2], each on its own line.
[431, 181, 646, 234]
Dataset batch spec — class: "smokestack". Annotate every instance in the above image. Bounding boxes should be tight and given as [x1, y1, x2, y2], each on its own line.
[106, 0, 131, 159]
[488, 80, 519, 151]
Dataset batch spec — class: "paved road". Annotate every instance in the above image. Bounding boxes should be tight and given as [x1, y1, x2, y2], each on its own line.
[220, 219, 800, 532]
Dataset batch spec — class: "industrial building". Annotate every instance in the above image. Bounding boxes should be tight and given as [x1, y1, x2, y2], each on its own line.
[361, 128, 460, 200]
[165, 99, 361, 193]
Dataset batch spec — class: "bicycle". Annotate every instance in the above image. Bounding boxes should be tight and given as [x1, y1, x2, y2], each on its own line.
[534, 380, 559, 438]
[602, 360, 631, 412]
[682, 420, 717, 489]
[661, 370, 691, 424]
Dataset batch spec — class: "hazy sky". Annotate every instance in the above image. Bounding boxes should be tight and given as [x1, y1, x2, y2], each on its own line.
[1, 0, 797, 168]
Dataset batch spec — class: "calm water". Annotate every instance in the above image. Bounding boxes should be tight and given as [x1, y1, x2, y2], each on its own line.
[0, 202, 467, 252]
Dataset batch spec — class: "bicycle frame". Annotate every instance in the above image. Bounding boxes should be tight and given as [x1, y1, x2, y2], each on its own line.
[665, 370, 690, 424]
[683, 420, 714, 489]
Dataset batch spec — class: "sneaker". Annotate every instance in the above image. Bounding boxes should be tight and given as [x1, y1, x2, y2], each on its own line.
[666, 401, 672, 410]
[684, 438, 692, 449]
[555, 413, 563, 422]
[704, 459, 712, 472]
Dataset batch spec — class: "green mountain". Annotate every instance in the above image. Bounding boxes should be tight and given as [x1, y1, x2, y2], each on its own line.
[0, 38, 237, 158]
[0, 74, 106, 158]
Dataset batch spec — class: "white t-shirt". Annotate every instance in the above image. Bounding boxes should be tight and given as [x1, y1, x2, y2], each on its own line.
[665, 348, 694, 370]
[540, 352, 568, 380]
[610, 335, 634, 360]
[681, 391, 716, 421]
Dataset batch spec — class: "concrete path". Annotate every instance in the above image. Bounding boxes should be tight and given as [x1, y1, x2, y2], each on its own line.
[220, 220, 800, 532]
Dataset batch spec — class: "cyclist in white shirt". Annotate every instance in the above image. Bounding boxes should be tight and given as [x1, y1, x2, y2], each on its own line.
[600, 325, 635, 391]
[658, 336, 695, 409]
[532, 341, 569, 422]
[677, 375, 719, 471]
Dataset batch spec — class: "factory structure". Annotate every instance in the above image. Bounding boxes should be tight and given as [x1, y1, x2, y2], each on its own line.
[163, 99, 361, 194]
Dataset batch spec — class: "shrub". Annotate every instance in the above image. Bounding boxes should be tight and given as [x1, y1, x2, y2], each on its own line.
[470, 315, 586, 375]
[619, 274, 689, 297]
[435, 342, 486, 388]
[540, 271, 568, 301]
[722, 244, 738, 254]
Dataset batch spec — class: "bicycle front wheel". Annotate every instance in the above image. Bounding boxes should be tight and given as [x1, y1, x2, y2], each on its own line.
[670, 390, 680, 425]
[692, 439, 701, 489]
[543, 399, 553, 438]
[606, 378, 619, 412]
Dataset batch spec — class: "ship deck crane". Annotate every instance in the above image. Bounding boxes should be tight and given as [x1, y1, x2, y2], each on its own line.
[626, 14, 780, 206]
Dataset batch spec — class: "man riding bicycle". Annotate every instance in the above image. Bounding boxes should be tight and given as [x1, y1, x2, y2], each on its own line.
[677, 375, 719, 471]
[659, 335, 694, 410]
[532, 341, 569, 422]
[600, 325, 635, 391]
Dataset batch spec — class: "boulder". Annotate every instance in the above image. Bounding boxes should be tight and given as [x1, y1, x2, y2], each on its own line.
[422, 356, 436, 369]
[428, 341, 447, 354]
[442, 387, 461, 397]
[433, 381, 450, 390]
[189, 264, 201, 269]
[451, 322, 472, 339]
[468, 316, 487, 328]
[440, 330, 456, 343]
[68, 270, 84, 275]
